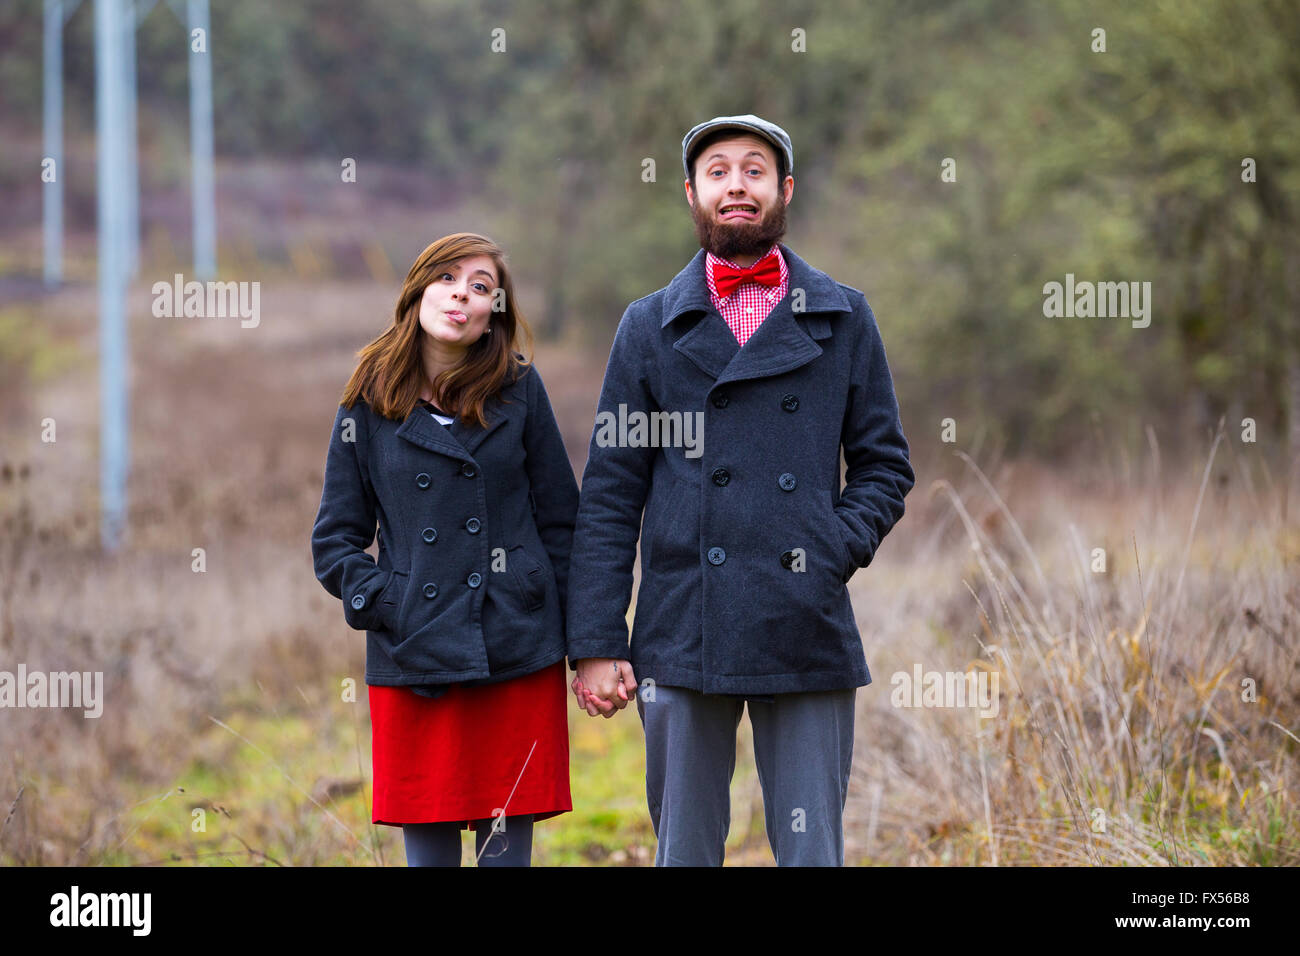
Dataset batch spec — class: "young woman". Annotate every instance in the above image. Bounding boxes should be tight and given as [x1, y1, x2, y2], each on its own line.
[311, 232, 579, 866]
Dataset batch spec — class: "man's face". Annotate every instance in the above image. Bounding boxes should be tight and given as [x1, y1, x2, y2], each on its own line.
[685, 133, 794, 262]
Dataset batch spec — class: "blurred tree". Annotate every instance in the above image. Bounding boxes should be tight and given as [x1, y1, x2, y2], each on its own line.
[1, 0, 1293, 465]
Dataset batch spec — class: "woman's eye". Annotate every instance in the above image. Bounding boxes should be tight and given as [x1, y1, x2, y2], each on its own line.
[473, 283, 489, 294]
[439, 273, 453, 281]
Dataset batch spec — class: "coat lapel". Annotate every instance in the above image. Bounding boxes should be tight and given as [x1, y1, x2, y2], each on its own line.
[456, 411, 507, 456]
[672, 308, 739, 381]
[662, 244, 852, 388]
[395, 397, 509, 463]
[396, 405, 474, 462]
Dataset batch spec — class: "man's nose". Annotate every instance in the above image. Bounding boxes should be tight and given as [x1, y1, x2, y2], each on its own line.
[726, 171, 750, 193]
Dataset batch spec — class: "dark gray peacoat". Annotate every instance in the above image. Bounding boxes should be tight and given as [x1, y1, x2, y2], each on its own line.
[565, 244, 915, 695]
[310, 360, 579, 688]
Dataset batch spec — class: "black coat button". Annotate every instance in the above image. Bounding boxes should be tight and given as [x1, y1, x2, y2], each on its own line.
[423, 583, 438, 599]
[778, 472, 797, 491]
[711, 467, 730, 486]
[465, 517, 481, 534]
[707, 547, 726, 565]
[415, 472, 431, 489]
[467, 572, 482, 588]
[461, 462, 477, 478]
[781, 393, 799, 412]
[712, 393, 729, 408]
[351, 594, 366, 610]
[422, 527, 438, 544]
[780, 550, 797, 569]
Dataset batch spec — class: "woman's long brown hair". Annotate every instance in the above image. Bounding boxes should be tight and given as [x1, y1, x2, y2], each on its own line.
[338, 233, 534, 428]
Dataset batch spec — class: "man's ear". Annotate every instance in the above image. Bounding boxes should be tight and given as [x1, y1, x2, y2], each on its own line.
[684, 179, 695, 206]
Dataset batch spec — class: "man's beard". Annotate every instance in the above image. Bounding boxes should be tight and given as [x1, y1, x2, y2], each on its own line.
[690, 193, 787, 261]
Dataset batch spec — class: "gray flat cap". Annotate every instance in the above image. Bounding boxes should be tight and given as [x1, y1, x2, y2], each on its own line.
[681, 114, 794, 181]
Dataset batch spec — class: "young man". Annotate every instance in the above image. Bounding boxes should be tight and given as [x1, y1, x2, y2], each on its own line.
[566, 114, 915, 866]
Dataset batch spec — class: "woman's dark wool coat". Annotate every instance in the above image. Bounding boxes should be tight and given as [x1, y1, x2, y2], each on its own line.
[311, 361, 579, 688]
[565, 244, 916, 695]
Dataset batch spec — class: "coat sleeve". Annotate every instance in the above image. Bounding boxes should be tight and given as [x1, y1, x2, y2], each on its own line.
[522, 365, 580, 630]
[310, 402, 391, 630]
[835, 297, 915, 577]
[565, 308, 657, 663]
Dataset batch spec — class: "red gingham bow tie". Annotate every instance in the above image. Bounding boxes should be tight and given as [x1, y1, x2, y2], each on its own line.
[711, 250, 781, 299]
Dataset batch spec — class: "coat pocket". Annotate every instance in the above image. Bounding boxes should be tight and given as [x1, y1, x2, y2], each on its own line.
[505, 544, 547, 612]
[642, 474, 695, 570]
[375, 569, 408, 634]
[822, 492, 856, 583]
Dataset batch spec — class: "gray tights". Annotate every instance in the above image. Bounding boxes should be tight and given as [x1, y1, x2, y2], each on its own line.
[401, 814, 534, 866]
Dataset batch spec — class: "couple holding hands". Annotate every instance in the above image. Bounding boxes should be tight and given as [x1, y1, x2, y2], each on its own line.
[311, 114, 915, 867]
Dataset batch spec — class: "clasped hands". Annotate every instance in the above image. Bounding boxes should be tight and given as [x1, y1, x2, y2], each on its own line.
[571, 657, 637, 718]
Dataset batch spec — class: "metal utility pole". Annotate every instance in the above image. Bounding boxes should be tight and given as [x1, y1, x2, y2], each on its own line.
[122, 0, 139, 277]
[46, 0, 217, 549]
[42, 0, 79, 287]
[95, 0, 129, 551]
[187, 0, 215, 279]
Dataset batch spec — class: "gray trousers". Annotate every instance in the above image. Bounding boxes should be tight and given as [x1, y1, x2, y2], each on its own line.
[636, 683, 857, 866]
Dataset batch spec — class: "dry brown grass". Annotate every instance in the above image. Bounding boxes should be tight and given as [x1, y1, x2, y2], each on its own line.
[843, 435, 1298, 865]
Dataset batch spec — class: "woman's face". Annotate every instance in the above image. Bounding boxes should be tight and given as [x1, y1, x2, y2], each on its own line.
[417, 254, 499, 350]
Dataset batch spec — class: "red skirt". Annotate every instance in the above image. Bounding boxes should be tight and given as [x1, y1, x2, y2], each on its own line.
[368, 659, 572, 829]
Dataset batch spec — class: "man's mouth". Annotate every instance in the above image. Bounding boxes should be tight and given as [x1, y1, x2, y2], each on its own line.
[719, 204, 758, 220]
